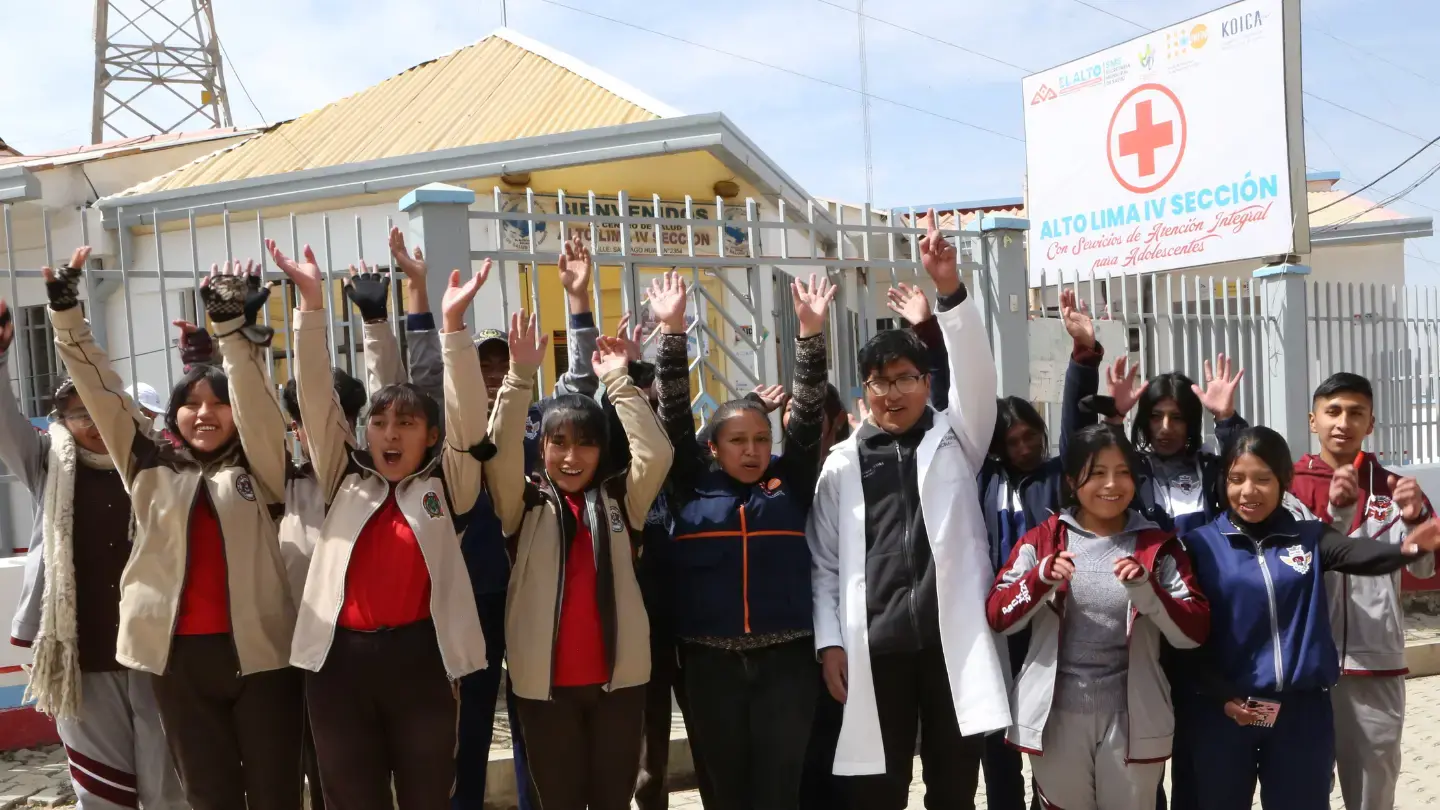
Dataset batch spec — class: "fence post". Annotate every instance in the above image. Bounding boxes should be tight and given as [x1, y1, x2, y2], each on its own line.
[978, 216, 1030, 399]
[1253, 263, 1311, 452]
[399, 183, 476, 318]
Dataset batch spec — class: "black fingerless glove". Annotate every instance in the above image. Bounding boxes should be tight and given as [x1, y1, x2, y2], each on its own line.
[203, 274, 274, 344]
[243, 273, 271, 326]
[46, 265, 84, 312]
[345, 272, 390, 323]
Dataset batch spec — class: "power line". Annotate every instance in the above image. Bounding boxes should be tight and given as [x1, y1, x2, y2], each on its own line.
[1304, 115, 1440, 217]
[1303, 92, 1429, 142]
[1309, 25, 1440, 91]
[214, 35, 316, 165]
[532, 0, 1024, 143]
[810, 0, 1031, 73]
[1311, 133, 1440, 214]
[1066, 0, 1148, 30]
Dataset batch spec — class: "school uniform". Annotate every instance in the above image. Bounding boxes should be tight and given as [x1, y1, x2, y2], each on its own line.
[809, 288, 1012, 810]
[288, 307, 489, 810]
[49, 305, 306, 810]
[987, 512, 1209, 810]
[486, 356, 672, 810]
[657, 327, 826, 810]
[1290, 452, 1436, 810]
[1182, 506, 1421, 810]
[2, 352, 185, 810]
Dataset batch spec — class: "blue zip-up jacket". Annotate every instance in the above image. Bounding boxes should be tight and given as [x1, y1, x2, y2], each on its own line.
[657, 329, 827, 639]
[977, 339, 1104, 572]
[1133, 413, 1249, 535]
[1181, 507, 1418, 698]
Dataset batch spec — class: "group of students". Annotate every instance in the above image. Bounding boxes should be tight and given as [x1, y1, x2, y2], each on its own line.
[1, 209, 1434, 810]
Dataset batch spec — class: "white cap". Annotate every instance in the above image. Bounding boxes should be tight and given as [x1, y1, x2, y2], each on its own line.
[126, 383, 167, 416]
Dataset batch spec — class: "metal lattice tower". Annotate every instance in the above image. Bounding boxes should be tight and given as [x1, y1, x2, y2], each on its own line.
[91, 0, 233, 143]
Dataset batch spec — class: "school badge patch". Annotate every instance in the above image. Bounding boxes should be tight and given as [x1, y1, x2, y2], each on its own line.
[423, 491, 445, 519]
[1280, 544, 1312, 575]
[234, 473, 256, 502]
[1171, 473, 1198, 495]
[524, 413, 541, 441]
[608, 503, 626, 535]
[760, 478, 783, 497]
[1367, 496, 1394, 522]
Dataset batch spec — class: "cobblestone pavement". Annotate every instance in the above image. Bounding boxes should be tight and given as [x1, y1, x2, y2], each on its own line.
[664, 673, 1440, 809]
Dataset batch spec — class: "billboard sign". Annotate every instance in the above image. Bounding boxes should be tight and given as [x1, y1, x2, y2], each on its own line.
[1022, 0, 1307, 284]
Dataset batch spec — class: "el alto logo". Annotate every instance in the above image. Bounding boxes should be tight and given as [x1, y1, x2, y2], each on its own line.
[1030, 85, 1058, 105]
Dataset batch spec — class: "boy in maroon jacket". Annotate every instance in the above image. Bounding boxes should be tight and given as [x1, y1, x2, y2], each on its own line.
[1290, 372, 1435, 810]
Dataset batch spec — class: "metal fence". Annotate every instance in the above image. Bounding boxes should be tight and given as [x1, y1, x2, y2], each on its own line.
[1031, 267, 1440, 465]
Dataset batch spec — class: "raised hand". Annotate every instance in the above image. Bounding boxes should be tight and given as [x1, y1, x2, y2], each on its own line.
[1106, 356, 1146, 418]
[201, 259, 263, 325]
[848, 397, 871, 432]
[440, 260, 491, 335]
[1390, 474, 1429, 523]
[615, 312, 645, 362]
[173, 319, 214, 368]
[508, 311, 550, 368]
[1192, 354, 1245, 420]
[593, 335, 629, 378]
[885, 283, 932, 327]
[918, 208, 960, 296]
[1114, 556, 1146, 583]
[388, 227, 429, 313]
[792, 273, 837, 339]
[1330, 464, 1360, 510]
[1060, 288, 1095, 349]
[344, 261, 391, 324]
[558, 231, 593, 312]
[1045, 550, 1077, 582]
[266, 240, 324, 312]
[42, 246, 91, 312]
[647, 271, 688, 334]
[751, 384, 789, 414]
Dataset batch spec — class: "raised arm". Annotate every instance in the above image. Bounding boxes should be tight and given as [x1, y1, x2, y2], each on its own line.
[206, 260, 289, 504]
[0, 301, 49, 495]
[781, 273, 834, 497]
[346, 262, 404, 393]
[889, 283, 948, 411]
[593, 335, 672, 528]
[270, 240, 351, 503]
[918, 211, 997, 470]
[1319, 519, 1440, 575]
[1193, 354, 1248, 448]
[1058, 288, 1103, 461]
[650, 272, 706, 489]
[555, 231, 600, 398]
[388, 227, 444, 404]
[437, 265, 492, 515]
[45, 247, 152, 486]
[485, 313, 549, 535]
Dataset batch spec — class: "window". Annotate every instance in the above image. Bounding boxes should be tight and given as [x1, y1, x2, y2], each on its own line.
[19, 302, 73, 417]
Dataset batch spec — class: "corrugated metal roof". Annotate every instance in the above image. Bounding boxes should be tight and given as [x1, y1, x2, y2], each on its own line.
[0, 129, 257, 171]
[116, 29, 679, 198]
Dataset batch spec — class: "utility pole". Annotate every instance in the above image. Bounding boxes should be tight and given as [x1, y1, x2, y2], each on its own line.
[500, 0, 508, 26]
[91, 0, 233, 143]
[857, 0, 875, 206]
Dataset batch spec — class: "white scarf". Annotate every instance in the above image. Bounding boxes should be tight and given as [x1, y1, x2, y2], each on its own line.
[24, 423, 118, 719]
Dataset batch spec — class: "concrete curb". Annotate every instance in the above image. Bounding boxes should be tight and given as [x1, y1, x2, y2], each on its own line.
[1407, 639, 1440, 678]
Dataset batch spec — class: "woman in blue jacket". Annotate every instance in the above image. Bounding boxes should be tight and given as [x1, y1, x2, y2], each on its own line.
[1182, 426, 1440, 809]
[650, 270, 834, 810]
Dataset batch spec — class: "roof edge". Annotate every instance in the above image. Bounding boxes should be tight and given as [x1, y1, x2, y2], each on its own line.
[893, 196, 1026, 213]
[96, 113, 821, 228]
[0, 166, 40, 202]
[1309, 215, 1433, 247]
[491, 28, 683, 119]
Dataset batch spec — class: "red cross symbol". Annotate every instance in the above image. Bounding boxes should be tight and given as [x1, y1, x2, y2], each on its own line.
[1118, 100, 1173, 178]
[1106, 83, 1187, 195]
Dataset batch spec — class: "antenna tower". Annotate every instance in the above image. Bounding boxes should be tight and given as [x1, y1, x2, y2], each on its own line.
[91, 0, 233, 143]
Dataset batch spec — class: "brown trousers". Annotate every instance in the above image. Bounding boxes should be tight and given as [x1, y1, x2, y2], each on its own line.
[515, 683, 646, 810]
[306, 621, 458, 810]
[150, 634, 305, 810]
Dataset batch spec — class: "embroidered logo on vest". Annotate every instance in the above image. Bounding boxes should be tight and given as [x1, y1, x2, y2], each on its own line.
[524, 413, 541, 440]
[235, 474, 256, 501]
[1280, 544, 1312, 575]
[1171, 473, 1198, 495]
[423, 491, 445, 519]
[1367, 496, 1394, 522]
[760, 478, 783, 497]
[608, 503, 625, 535]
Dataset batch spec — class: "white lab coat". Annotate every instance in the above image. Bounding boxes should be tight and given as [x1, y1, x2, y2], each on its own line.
[808, 295, 1012, 775]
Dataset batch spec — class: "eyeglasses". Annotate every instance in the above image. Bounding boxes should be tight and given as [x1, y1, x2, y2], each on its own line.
[61, 412, 94, 428]
[863, 374, 927, 397]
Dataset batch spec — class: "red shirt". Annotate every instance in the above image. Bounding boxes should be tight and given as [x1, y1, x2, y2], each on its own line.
[338, 493, 432, 631]
[552, 494, 608, 687]
[175, 492, 231, 636]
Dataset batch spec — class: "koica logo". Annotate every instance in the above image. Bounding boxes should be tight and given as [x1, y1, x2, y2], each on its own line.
[1031, 84, 1058, 105]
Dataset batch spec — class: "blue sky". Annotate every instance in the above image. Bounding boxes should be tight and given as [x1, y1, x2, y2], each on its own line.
[4, 0, 1440, 281]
